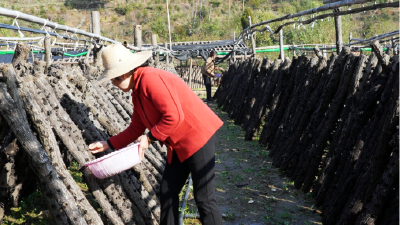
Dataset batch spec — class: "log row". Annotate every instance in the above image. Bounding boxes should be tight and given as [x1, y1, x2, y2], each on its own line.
[0, 43, 170, 224]
[215, 41, 399, 224]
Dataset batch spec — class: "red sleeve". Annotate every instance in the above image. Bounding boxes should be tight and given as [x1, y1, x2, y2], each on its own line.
[144, 74, 184, 142]
[108, 109, 146, 150]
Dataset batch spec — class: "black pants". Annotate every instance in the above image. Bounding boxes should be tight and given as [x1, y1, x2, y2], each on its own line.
[160, 134, 222, 225]
[202, 74, 212, 101]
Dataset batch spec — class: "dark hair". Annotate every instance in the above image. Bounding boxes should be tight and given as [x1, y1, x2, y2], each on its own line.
[210, 50, 217, 57]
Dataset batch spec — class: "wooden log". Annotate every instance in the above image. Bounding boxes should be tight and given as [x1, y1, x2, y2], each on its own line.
[257, 55, 295, 146]
[370, 39, 391, 68]
[93, 45, 103, 69]
[0, 82, 87, 224]
[323, 59, 390, 221]
[273, 56, 326, 169]
[125, 169, 161, 221]
[11, 42, 30, 68]
[2, 64, 27, 123]
[37, 175, 69, 225]
[355, 131, 398, 225]
[44, 34, 52, 74]
[144, 147, 165, 175]
[104, 82, 134, 116]
[243, 59, 282, 138]
[245, 58, 290, 141]
[265, 56, 310, 153]
[242, 57, 271, 130]
[143, 157, 162, 185]
[334, 57, 398, 224]
[99, 175, 143, 225]
[292, 51, 359, 192]
[282, 48, 350, 176]
[147, 143, 166, 166]
[300, 52, 365, 191]
[19, 79, 104, 224]
[28, 75, 126, 224]
[33, 60, 46, 75]
[235, 58, 261, 126]
[313, 54, 372, 202]
[117, 171, 159, 224]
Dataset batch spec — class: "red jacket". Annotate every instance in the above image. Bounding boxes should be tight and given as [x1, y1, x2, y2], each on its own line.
[109, 67, 223, 164]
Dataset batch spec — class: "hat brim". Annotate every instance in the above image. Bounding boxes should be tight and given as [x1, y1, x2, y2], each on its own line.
[95, 50, 152, 86]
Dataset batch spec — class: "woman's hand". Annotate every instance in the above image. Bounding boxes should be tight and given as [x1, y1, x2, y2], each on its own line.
[138, 135, 149, 160]
[89, 141, 109, 154]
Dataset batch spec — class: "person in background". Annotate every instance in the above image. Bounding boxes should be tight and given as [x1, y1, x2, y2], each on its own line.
[201, 50, 224, 102]
[88, 44, 223, 225]
[351, 47, 362, 56]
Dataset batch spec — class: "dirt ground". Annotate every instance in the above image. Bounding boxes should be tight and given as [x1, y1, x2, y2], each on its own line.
[182, 98, 322, 225]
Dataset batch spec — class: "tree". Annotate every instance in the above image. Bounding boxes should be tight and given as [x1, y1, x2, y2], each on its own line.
[241, 7, 254, 30]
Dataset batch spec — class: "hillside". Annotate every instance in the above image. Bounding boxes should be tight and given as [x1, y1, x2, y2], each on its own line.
[0, 0, 398, 48]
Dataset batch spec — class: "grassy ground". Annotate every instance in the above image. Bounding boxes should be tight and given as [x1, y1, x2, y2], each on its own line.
[181, 95, 322, 225]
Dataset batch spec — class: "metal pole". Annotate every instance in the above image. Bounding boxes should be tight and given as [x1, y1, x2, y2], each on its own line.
[279, 29, 285, 62]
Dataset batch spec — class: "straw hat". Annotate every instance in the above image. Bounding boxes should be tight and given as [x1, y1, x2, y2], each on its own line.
[96, 44, 152, 85]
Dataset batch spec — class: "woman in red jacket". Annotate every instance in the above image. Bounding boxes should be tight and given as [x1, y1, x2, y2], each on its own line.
[89, 44, 223, 225]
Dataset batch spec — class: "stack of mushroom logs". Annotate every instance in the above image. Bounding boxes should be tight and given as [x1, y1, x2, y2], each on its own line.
[214, 41, 398, 225]
[0, 43, 168, 225]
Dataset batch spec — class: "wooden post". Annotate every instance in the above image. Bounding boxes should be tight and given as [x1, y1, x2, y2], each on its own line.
[134, 25, 142, 47]
[189, 58, 193, 89]
[44, 34, 51, 74]
[279, 29, 285, 62]
[334, 8, 343, 55]
[91, 11, 101, 35]
[164, 42, 169, 65]
[292, 42, 296, 57]
[11, 42, 30, 68]
[322, 44, 327, 58]
[151, 34, 157, 47]
[152, 34, 159, 66]
[248, 16, 256, 56]
[166, 0, 172, 51]
[349, 31, 352, 44]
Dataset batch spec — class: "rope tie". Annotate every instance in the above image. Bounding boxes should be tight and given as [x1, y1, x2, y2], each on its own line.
[51, 24, 59, 46]
[12, 12, 24, 38]
[41, 19, 49, 34]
